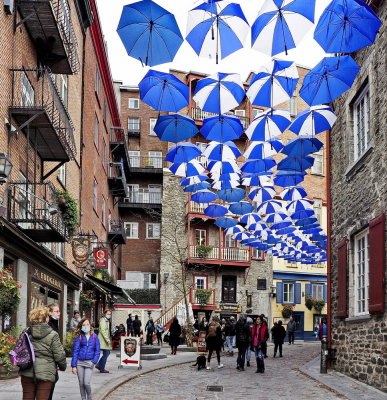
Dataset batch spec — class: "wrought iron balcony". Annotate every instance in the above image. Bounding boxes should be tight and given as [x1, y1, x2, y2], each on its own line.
[189, 245, 250, 264]
[110, 127, 130, 177]
[108, 163, 128, 198]
[191, 107, 249, 129]
[119, 188, 162, 209]
[108, 219, 126, 244]
[9, 68, 76, 162]
[7, 182, 68, 242]
[128, 156, 167, 174]
[16, 0, 80, 74]
[128, 126, 141, 137]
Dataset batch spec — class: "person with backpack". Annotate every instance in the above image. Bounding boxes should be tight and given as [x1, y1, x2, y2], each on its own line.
[71, 318, 101, 400]
[19, 306, 67, 400]
[145, 317, 155, 345]
[95, 309, 112, 373]
[235, 314, 251, 371]
[205, 316, 224, 370]
[224, 317, 236, 356]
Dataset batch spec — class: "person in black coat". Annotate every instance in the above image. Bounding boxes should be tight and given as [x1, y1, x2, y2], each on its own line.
[235, 315, 251, 371]
[271, 320, 286, 357]
[133, 315, 142, 337]
[168, 317, 181, 355]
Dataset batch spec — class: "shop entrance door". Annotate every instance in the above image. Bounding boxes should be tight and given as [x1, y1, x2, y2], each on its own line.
[292, 311, 304, 340]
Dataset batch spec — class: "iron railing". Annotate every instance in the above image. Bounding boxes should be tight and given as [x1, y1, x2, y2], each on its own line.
[124, 189, 162, 204]
[110, 126, 126, 144]
[189, 245, 250, 262]
[128, 156, 167, 169]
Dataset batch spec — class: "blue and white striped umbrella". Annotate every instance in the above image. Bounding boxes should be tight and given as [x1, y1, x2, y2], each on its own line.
[252, 0, 316, 57]
[193, 73, 245, 114]
[204, 204, 228, 218]
[186, 2, 249, 63]
[241, 174, 271, 187]
[245, 109, 290, 141]
[201, 114, 244, 142]
[180, 174, 208, 186]
[183, 182, 211, 192]
[244, 139, 284, 159]
[215, 216, 238, 228]
[289, 105, 337, 136]
[229, 201, 254, 215]
[246, 60, 299, 107]
[239, 212, 262, 225]
[207, 160, 240, 175]
[225, 225, 245, 235]
[280, 186, 307, 201]
[248, 221, 268, 232]
[211, 179, 240, 190]
[263, 211, 288, 223]
[248, 186, 276, 203]
[165, 143, 202, 163]
[203, 141, 241, 161]
[287, 199, 313, 214]
[233, 231, 255, 241]
[191, 189, 217, 203]
[211, 172, 240, 182]
[170, 160, 205, 177]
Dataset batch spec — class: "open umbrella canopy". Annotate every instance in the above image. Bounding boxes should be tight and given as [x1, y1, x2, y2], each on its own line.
[225, 225, 245, 235]
[246, 60, 299, 107]
[191, 189, 217, 203]
[245, 109, 291, 141]
[277, 155, 315, 172]
[295, 217, 318, 227]
[170, 160, 205, 177]
[165, 143, 202, 163]
[203, 141, 241, 161]
[204, 203, 228, 218]
[274, 170, 307, 187]
[186, 2, 249, 63]
[183, 181, 211, 192]
[282, 136, 323, 157]
[229, 201, 254, 215]
[218, 188, 245, 202]
[244, 139, 284, 159]
[117, 0, 183, 67]
[256, 200, 283, 215]
[154, 114, 198, 142]
[215, 216, 238, 228]
[299, 56, 360, 106]
[314, 0, 382, 54]
[201, 114, 244, 142]
[241, 174, 271, 187]
[241, 158, 276, 174]
[211, 179, 240, 190]
[207, 160, 240, 175]
[180, 174, 208, 186]
[211, 172, 240, 182]
[280, 186, 307, 201]
[193, 72, 245, 114]
[139, 70, 189, 112]
[248, 186, 276, 203]
[290, 208, 315, 220]
[263, 211, 288, 224]
[287, 199, 313, 214]
[289, 105, 337, 136]
[252, 0, 316, 57]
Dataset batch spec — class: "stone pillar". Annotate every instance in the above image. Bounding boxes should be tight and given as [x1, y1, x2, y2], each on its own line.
[16, 259, 28, 328]
[62, 284, 68, 336]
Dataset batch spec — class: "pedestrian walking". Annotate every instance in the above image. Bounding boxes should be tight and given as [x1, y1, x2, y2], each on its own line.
[235, 314, 250, 371]
[133, 315, 142, 337]
[47, 303, 61, 400]
[251, 315, 268, 373]
[271, 320, 286, 357]
[20, 306, 67, 400]
[205, 316, 224, 370]
[155, 321, 164, 346]
[245, 317, 253, 366]
[316, 317, 328, 341]
[199, 317, 208, 331]
[126, 314, 134, 336]
[71, 318, 101, 400]
[145, 317, 155, 345]
[168, 317, 181, 355]
[286, 316, 297, 344]
[260, 314, 269, 358]
[224, 317, 236, 356]
[70, 311, 81, 331]
[96, 309, 112, 373]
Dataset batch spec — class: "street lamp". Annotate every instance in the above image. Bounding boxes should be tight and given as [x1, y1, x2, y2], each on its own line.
[270, 285, 276, 298]
[0, 153, 13, 184]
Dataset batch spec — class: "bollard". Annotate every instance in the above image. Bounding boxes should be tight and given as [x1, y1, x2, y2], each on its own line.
[320, 337, 328, 374]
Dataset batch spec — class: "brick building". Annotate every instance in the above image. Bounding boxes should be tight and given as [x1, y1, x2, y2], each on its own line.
[329, 0, 386, 391]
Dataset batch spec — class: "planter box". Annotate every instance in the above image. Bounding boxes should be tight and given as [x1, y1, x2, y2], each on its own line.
[0, 365, 19, 380]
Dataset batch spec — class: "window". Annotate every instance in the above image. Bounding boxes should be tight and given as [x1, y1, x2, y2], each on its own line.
[257, 279, 267, 290]
[149, 118, 157, 136]
[102, 139, 107, 170]
[225, 234, 236, 248]
[101, 196, 106, 227]
[56, 242, 65, 260]
[59, 74, 68, 107]
[311, 148, 324, 175]
[194, 276, 207, 289]
[252, 108, 263, 119]
[94, 116, 99, 149]
[144, 273, 157, 289]
[353, 85, 370, 160]
[283, 282, 295, 303]
[196, 142, 208, 167]
[128, 150, 140, 167]
[95, 68, 100, 97]
[148, 151, 162, 168]
[234, 109, 245, 117]
[354, 230, 369, 315]
[313, 199, 322, 225]
[146, 223, 160, 239]
[21, 73, 34, 107]
[252, 248, 264, 260]
[128, 98, 139, 109]
[93, 179, 98, 211]
[128, 117, 140, 134]
[289, 96, 297, 116]
[148, 184, 162, 203]
[222, 275, 237, 302]
[103, 99, 107, 122]
[57, 164, 66, 186]
[312, 284, 324, 300]
[125, 222, 138, 239]
[195, 229, 206, 245]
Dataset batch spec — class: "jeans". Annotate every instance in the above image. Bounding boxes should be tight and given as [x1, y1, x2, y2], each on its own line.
[21, 376, 53, 400]
[225, 336, 234, 352]
[97, 349, 110, 371]
[237, 344, 247, 368]
[288, 331, 295, 344]
[246, 346, 251, 362]
[77, 362, 93, 400]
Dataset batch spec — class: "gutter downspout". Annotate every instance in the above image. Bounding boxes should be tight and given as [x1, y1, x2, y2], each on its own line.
[326, 129, 332, 368]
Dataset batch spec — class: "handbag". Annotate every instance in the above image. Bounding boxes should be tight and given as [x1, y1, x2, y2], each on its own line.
[163, 333, 170, 343]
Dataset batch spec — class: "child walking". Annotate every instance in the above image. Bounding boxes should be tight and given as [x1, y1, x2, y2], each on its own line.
[71, 318, 101, 400]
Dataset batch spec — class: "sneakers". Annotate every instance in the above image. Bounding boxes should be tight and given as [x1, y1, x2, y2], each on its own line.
[95, 365, 100, 370]
[206, 365, 211, 370]
[100, 370, 110, 373]
[217, 364, 224, 369]
[246, 361, 250, 367]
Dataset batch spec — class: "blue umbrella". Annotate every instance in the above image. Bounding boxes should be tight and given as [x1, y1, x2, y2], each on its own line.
[289, 105, 337, 136]
[117, 0, 183, 67]
[314, 0, 382, 54]
[218, 188, 245, 202]
[246, 60, 299, 107]
[170, 160, 205, 177]
[186, 2, 249, 63]
[241, 158, 276, 174]
[215, 216, 238, 228]
[193, 73, 245, 114]
[201, 115, 244, 142]
[271, 220, 292, 230]
[290, 209, 315, 220]
[239, 212, 262, 225]
[154, 114, 198, 143]
[165, 143, 202, 163]
[274, 170, 307, 187]
[244, 139, 284, 159]
[245, 109, 291, 141]
[191, 189, 217, 203]
[282, 136, 323, 157]
[295, 217, 318, 227]
[248, 186, 276, 203]
[252, 0, 316, 56]
[183, 182, 211, 192]
[280, 186, 307, 201]
[207, 160, 240, 175]
[180, 174, 208, 186]
[276, 227, 296, 236]
[299, 56, 360, 106]
[286, 198, 314, 214]
[256, 200, 283, 215]
[229, 201, 254, 215]
[204, 204, 228, 218]
[203, 141, 241, 161]
[139, 70, 189, 112]
[277, 155, 315, 172]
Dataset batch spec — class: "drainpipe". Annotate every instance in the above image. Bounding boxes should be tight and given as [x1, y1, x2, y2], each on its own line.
[326, 130, 332, 368]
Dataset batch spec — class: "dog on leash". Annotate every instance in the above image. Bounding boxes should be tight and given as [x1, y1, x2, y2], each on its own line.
[191, 355, 206, 370]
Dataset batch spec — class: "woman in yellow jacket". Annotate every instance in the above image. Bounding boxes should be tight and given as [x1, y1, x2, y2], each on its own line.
[96, 309, 112, 373]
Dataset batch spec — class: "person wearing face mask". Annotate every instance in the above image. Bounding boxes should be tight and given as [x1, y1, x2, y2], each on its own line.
[47, 303, 61, 400]
[95, 309, 112, 373]
[71, 318, 101, 400]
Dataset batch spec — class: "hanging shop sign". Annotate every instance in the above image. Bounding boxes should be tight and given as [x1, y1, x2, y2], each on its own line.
[216, 303, 242, 313]
[72, 237, 91, 268]
[94, 248, 108, 269]
[119, 336, 141, 370]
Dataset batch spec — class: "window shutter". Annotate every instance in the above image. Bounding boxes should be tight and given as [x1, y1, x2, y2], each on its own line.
[323, 284, 327, 302]
[305, 283, 311, 297]
[295, 283, 301, 304]
[337, 239, 348, 318]
[369, 213, 385, 314]
[276, 282, 283, 303]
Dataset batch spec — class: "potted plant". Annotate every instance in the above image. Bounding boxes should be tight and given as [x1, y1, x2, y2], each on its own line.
[63, 332, 74, 357]
[0, 269, 21, 322]
[195, 289, 212, 305]
[281, 304, 294, 318]
[80, 291, 94, 314]
[313, 299, 326, 313]
[55, 190, 79, 236]
[0, 332, 18, 379]
[305, 296, 314, 310]
[196, 244, 213, 258]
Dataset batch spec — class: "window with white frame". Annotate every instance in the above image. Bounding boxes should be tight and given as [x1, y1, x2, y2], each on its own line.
[101, 196, 106, 227]
[57, 164, 66, 186]
[283, 282, 294, 303]
[93, 179, 98, 211]
[252, 108, 264, 119]
[313, 199, 322, 225]
[95, 68, 100, 97]
[225, 234, 236, 248]
[289, 96, 297, 116]
[21, 73, 34, 107]
[196, 142, 208, 167]
[312, 284, 324, 300]
[149, 118, 157, 136]
[194, 276, 207, 289]
[353, 85, 370, 160]
[102, 139, 107, 169]
[128, 98, 139, 109]
[252, 248, 264, 259]
[59, 74, 68, 107]
[311, 148, 324, 175]
[94, 116, 99, 148]
[148, 151, 162, 168]
[354, 230, 369, 315]
[195, 229, 206, 245]
[146, 223, 160, 239]
[144, 273, 157, 289]
[56, 242, 65, 260]
[128, 150, 140, 167]
[125, 222, 138, 239]
[128, 117, 140, 133]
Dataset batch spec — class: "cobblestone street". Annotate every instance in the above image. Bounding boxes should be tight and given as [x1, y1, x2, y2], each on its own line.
[107, 342, 345, 400]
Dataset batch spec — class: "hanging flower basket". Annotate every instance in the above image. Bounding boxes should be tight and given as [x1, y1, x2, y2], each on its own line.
[305, 296, 314, 310]
[55, 190, 79, 236]
[0, 332, 18, 379]
[313, 299, 326, 313]
[281, 304, 294, 318]
[0, 270, 21, 319]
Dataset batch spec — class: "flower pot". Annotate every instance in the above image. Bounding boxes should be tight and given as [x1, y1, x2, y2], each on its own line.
[0, 364, 19, 380]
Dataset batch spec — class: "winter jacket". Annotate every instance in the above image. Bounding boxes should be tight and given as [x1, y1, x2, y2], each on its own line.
[70, 317, 80, 331]
[145, 320, 155, 332]
[71, 333, 100, 367]
[224, 321, 236, 337]
[235, 320, 251, 346]
[271, 325, 286, 344]
[168, 320, 182, 347]
[133, 318, 142, 332]
[19, 323, 66, 382]
[205, 322, 222, 349]
[251, 324, 269, 347]
[286, 320, 297, 333]
[98, 317, 112, 350]
[48, 316, 59, 333]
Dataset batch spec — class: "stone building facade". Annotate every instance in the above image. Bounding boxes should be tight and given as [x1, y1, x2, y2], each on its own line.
[329, 0, 386, 392]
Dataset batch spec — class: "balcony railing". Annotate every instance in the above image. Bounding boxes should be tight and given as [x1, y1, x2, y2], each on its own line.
[7, 182, 68, 242]
[108, 219, 126, 244]
[188, 201, 238, 217]
[110, 127, 130, 176]
[108, 163, 128, 197]
[128, 156, 167, 170]
[191, 107, 249, 129]
[16, 0, 80, 74]
[189, 245, 250, 262]
[123, 189, 162, 205]
[128, 126, 141, 137]
[9, 68, 76, 161]
[190, 288, 216, 307]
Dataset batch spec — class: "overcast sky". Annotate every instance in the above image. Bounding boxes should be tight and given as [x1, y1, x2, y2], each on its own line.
[96, 0, 331, 86]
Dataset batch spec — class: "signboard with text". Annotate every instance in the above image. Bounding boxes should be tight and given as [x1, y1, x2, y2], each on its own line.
[197, 331, 207, 354]
[94, 248, 108, 268]
[120, 336, 141, 369]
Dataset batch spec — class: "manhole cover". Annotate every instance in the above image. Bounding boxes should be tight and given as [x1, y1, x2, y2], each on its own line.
[207, 386, 223, 392]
